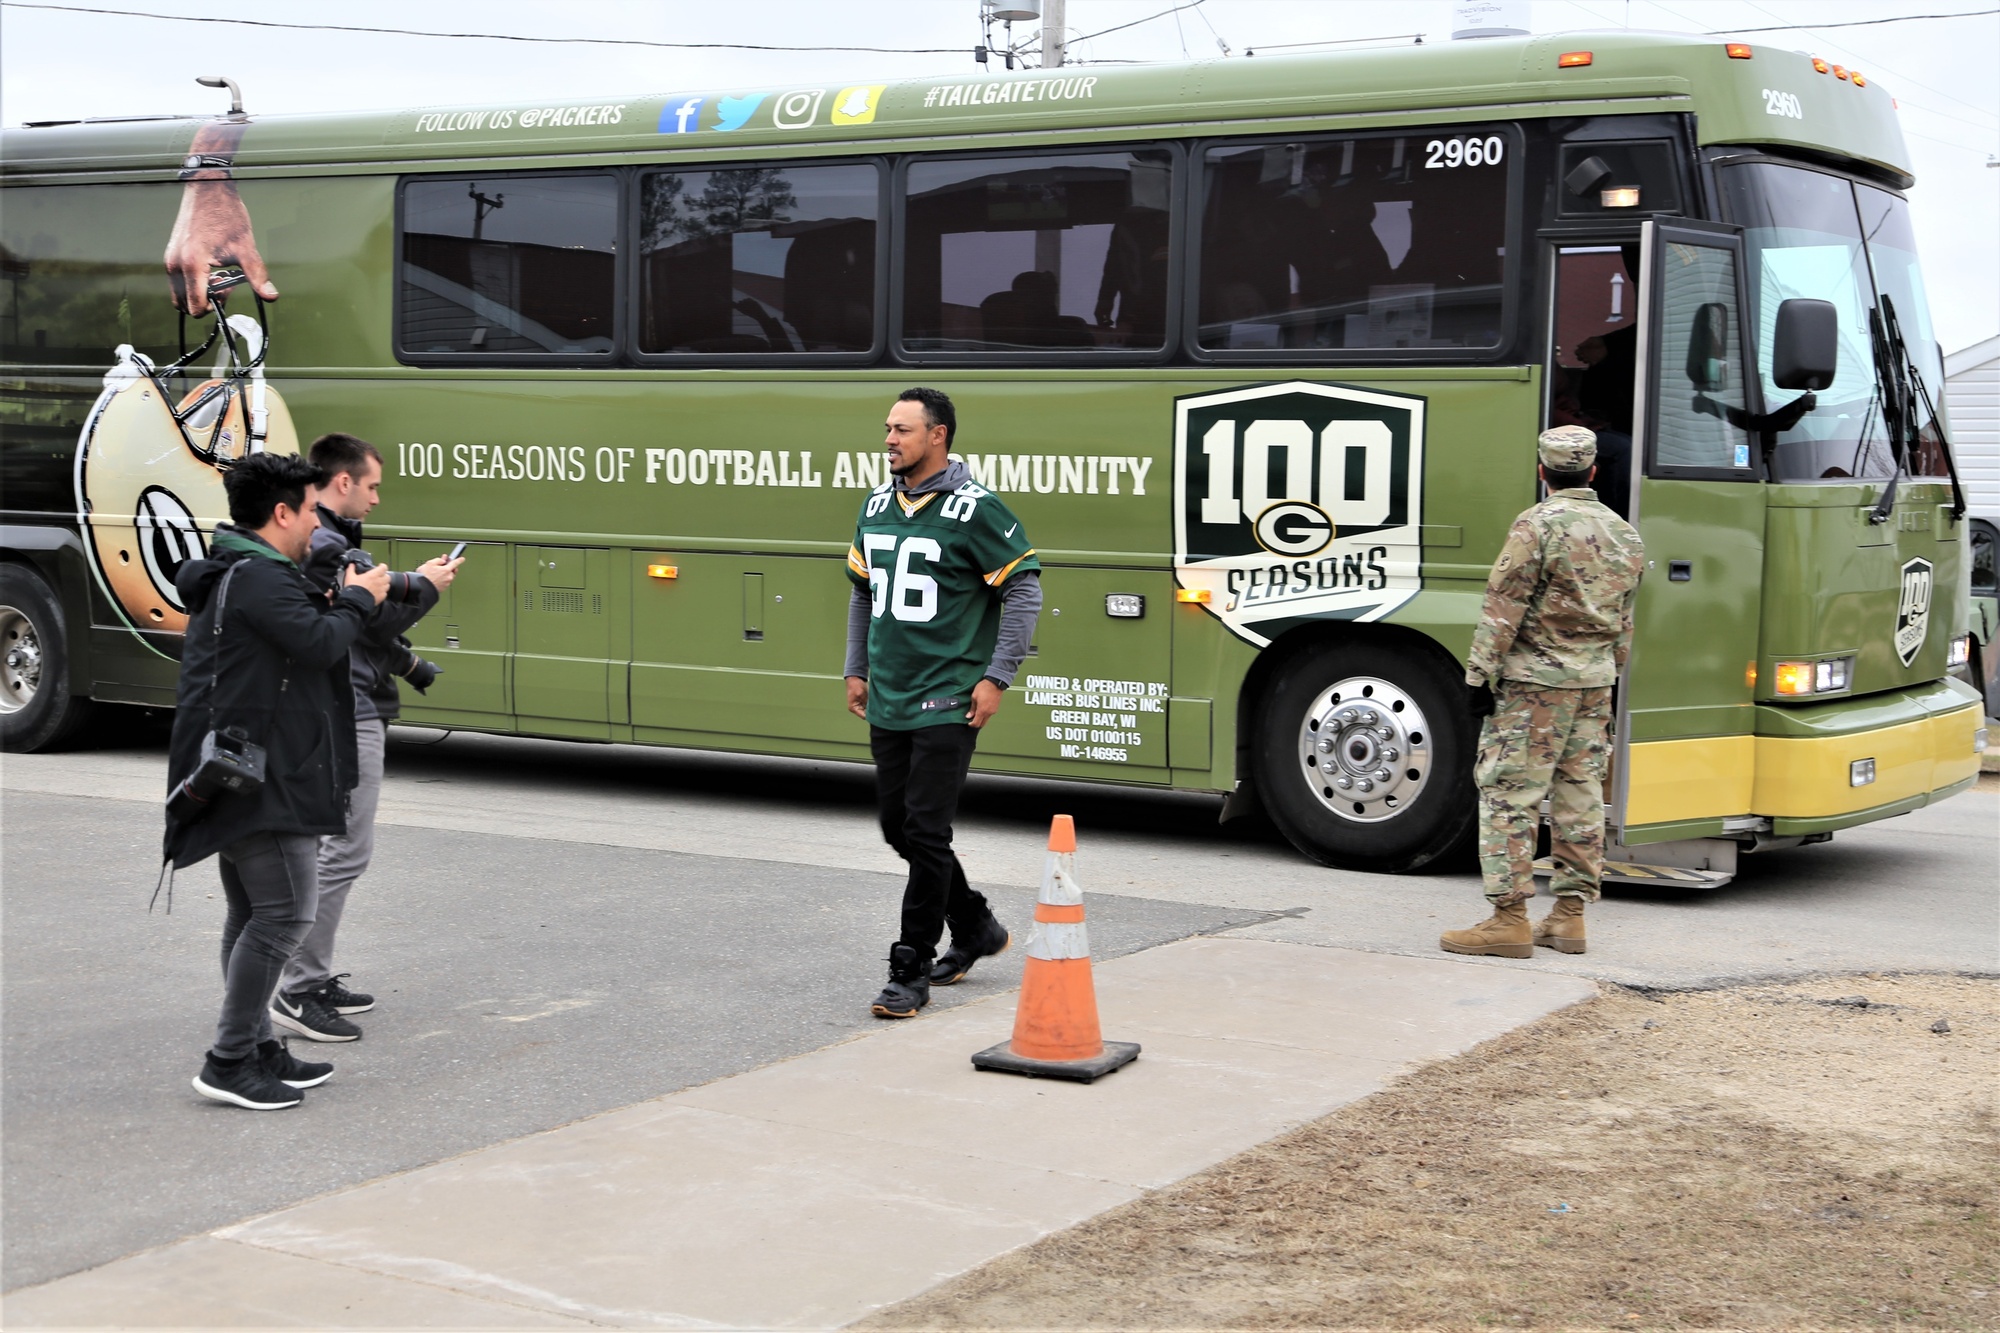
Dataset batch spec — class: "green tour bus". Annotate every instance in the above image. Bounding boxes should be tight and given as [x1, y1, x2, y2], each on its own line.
[0, 30, 1984, 877]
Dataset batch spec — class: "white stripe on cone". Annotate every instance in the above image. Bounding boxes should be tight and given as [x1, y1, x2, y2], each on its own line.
[1025, 850, 1092, 961]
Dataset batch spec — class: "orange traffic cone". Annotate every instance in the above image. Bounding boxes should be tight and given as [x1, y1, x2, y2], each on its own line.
[971, 815, 1140, 1083]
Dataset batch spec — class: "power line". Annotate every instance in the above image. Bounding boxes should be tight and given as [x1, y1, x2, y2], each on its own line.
[1072, 0, 1208, 46]
[0, 2, 967, 53]
[1737, 0, 1997, 129]
[1705, 7, 1999, 34]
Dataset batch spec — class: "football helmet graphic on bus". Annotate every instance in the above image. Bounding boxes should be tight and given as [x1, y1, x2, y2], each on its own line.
[74, 273, 298, 636]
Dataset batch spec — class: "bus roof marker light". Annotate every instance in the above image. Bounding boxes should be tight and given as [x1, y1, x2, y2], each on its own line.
[1600, 187, 1641, 208]
[1724, 43, 1753, 59]
[1811, 57, 1830, 74]
[1557, 51, 1593, 68]
[1832, 65, 1849, 80]
[1851, 72, 1866, 87]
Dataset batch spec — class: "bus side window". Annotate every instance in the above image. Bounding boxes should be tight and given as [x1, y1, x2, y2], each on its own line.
[1196, 129, 1510, 354]
[399, 174, 618, 359]
[637, 162, 881, 357]
[900, 148, 1175, 354]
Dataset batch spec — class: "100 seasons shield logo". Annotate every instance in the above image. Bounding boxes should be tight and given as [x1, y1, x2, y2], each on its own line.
[1172, 381, 1425, 647]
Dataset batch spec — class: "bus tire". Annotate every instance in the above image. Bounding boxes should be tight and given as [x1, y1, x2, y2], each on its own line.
[1252, 636, 1477, 873]
[0, 563, 95, 753]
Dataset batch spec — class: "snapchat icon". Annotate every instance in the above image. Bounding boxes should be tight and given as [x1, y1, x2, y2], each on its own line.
[830, 85, 885, 126]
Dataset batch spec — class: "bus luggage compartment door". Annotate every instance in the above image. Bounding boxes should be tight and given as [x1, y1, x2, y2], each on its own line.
[393, 539, 511, 723]
[629, 552, 860, 748]
[513, 546, 612, 737]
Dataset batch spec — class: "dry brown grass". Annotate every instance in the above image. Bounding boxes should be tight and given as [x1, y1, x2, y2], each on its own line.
[867, 974, 1998, 1331]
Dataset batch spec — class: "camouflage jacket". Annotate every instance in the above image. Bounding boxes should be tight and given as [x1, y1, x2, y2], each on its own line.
[1466, 489, 1645, 689]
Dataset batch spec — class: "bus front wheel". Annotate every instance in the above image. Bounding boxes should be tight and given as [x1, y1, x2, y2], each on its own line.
[1252, 637, 1478, 873]
[0, 564, 94, 753]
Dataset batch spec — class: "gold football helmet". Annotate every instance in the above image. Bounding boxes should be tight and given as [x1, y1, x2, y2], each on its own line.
[75, 278, 297, 635]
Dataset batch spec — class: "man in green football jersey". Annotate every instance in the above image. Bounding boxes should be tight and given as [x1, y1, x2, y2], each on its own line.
[844, 388, 1043, 1018]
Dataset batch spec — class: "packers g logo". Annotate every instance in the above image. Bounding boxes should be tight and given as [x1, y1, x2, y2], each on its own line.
[1253, 500, 1335, 557]
[1173, 381, 1425, 647]
[74, 317, 298, 637]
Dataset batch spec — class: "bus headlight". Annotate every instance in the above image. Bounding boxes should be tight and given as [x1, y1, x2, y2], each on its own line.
[1946, 635, 1972, 668]
[1774, 656, 1852, 695]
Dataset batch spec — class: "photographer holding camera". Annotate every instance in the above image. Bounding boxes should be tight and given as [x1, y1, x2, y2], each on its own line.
[167, 452, 390, 1111]
[268, 432, 460, 1043]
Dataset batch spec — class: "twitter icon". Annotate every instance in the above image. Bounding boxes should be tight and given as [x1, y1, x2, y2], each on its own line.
[713, 93, 765, 131]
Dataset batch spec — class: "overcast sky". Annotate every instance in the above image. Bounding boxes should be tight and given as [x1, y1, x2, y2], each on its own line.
[3, 0, 1994, 351]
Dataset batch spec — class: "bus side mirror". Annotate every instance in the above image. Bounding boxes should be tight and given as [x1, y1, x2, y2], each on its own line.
[1685, 302, 1729, 391]
[1773, 298, 1838, 390]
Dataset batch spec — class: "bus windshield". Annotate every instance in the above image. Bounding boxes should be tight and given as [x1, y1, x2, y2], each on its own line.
[1718, 161, 1945, 482]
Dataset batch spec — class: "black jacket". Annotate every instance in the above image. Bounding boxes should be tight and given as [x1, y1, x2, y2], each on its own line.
[301, 505, 439, 723]
[163, 526, 376, 869]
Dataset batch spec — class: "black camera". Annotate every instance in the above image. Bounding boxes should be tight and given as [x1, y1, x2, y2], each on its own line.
[166, 726, 267, 824]
[338, 547, 420, 603]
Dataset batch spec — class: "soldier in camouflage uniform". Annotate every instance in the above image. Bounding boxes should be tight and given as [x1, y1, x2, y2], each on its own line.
[1441, 426, 1645, 959]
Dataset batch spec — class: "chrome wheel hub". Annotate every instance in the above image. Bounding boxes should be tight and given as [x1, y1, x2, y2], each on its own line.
[1297, 675, 1432, 823]
[0, 605, 41, 714]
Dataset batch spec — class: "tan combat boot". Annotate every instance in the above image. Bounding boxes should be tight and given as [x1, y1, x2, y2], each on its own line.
[1533, 895, 1587, 954]
[1439, 897, 1533, 958]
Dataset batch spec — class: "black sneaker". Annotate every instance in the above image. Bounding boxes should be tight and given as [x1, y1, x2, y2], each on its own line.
[271, 988, 362, 1042]
[258, 1037, 333, 1089]
[316, 974, 375, 1015]
[930, 916, 1012, 986]
[193, 1051, 302, 1110]
[870, 942, 932, 1019]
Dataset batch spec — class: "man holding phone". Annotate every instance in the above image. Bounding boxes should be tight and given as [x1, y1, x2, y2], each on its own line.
[272, 432, 461, 1042]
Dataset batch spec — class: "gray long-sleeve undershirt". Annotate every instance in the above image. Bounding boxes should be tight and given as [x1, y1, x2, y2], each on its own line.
[844, 571, 1043, 688]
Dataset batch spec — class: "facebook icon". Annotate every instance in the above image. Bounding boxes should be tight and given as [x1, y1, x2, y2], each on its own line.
[658, 96, 704, 133]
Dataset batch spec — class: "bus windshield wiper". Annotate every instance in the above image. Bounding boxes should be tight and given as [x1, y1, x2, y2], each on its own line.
[1868, 295, 1966, 525]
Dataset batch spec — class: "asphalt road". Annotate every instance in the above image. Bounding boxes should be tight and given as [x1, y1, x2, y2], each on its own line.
[3, 723, 1994, 1293]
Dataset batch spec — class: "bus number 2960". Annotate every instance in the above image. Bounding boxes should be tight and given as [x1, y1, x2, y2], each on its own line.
[1425, 136, 1504, 168]
[1762, 89, 1804, 119]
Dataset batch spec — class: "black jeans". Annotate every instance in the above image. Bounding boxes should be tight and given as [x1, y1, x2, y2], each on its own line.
[870, 723, 993, 964]
[214, 831, 319, 1058]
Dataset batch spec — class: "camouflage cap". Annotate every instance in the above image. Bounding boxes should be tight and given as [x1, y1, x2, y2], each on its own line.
[1538, 425, 1597, 471]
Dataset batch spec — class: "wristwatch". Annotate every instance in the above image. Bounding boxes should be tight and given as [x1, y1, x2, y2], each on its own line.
[177, 153, 233, 180]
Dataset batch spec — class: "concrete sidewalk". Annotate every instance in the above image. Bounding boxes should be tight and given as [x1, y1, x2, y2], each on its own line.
[4, 937, 1594, 1330]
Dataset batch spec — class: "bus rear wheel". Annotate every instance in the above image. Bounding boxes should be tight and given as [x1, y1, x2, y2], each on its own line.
[0, 564, 94, 753]
[1252, 636, 1477, 873]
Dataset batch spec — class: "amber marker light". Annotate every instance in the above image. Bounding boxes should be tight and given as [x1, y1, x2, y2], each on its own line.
[646, 564, 679, 580]
[1745, 661, 1759, 690]
[1773, 662, 1816, 696]
[1851, 72, 1866, 87]
[1812, 57, 1830, 74]
[1557, 50, 1593, 68]
[1725, 43, 1753, 59]
[1174, 588, 1212, 603]
[1832, 65, 1849, 80]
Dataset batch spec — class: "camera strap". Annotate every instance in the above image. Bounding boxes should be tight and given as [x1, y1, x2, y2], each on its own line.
[153, 557, 248, 915]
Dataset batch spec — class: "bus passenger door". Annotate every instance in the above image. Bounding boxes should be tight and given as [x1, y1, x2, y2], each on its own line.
[1614, 219, 1766, 840]
[394, 539, 511, 724]
[514, 546, 612, 738]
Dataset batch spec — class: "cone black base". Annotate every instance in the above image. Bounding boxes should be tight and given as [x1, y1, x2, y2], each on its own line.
[970, 1040, 1140, 1083]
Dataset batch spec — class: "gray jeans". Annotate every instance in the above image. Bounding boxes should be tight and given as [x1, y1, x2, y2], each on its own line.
[215, 831, 320, 1058]
[281, 717, 384, 994]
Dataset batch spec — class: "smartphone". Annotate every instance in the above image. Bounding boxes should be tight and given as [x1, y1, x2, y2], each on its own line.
[447, 541, 469, 561]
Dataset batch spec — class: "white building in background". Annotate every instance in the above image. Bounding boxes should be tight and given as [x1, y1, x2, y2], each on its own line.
[1947, 334, 2000, 522]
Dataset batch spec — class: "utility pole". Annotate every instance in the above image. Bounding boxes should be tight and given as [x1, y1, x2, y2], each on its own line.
[1042, 0, 1066, 67]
